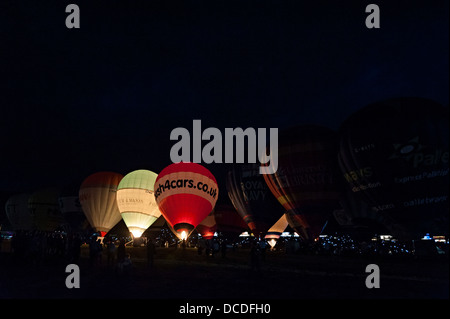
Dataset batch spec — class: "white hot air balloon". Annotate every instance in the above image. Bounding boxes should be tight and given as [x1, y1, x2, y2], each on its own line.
[79, 171, 123, 236]
[116, 169, 161, 238]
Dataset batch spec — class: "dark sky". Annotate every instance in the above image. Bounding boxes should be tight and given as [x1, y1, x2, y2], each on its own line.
[0, 0, 448, 194]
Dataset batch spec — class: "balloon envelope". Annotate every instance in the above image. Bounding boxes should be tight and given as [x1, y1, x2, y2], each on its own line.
[213, 204, 248, 240]
[154, 162, 219, 239]
[227, 163, 285, 238]
[28, 188, 63, 231]
[265, 214, 289, 240]
[5, 193, 33, 231]
[196, 210, 216, 240]
[58, 196, 85, 232]
[116, 169, 161, 238]
[263, 125, 341, 241]
[79, 171, 123, 236]
[338, 97, 449, 239]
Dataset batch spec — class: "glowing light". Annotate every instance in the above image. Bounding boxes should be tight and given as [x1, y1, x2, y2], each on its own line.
[131, 229, 143, 238]
[268, 239, 277, 248]
[181, 230, 187, 240]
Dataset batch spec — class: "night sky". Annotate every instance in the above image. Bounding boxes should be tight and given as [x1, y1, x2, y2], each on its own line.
[0, 0, 448, 196]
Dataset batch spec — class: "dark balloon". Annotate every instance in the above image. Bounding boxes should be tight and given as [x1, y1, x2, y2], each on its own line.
[196, 211, 216, 240]
[28, 188, 63, 231]
[213, 203, 248, 241]
[227, 163, 285, 238]
[338, 97, 449, 239]
[263, 125, 341, 241]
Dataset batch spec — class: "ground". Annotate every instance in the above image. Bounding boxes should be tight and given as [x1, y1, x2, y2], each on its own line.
[0, 245, 448, 301]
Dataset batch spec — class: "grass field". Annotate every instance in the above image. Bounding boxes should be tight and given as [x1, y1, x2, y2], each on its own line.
[0, 245, 448, 300]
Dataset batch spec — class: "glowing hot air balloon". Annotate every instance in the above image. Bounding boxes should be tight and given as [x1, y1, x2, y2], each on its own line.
[262, 125, 341, 241]
[265, 214, 289, 248]
[116, 169, 161, 238]
[154, 162, 219, 240]
[79, 171, 123, 236]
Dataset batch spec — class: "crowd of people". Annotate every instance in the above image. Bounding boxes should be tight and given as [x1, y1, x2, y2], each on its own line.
[4, 230, 83, 266]
[1, 230, 447, 273]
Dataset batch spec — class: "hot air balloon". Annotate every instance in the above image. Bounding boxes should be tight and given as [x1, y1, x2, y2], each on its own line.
[116, 169, 161, 238]
[196, 210, 216, 240]
[227, 163, 285, 238]
[265, 214, 289, 249]
[58, 183, 87, 233]
[338, 97, 449, 240]
[333, 190, 392, 231]
[5, 193, 33, 231]
[28, 188, 63, 231]
[79, 171, 123, 237]
[154, 162, 219, 240]
[143, 215, 167, 240]
[213, 204, 248, 241]
[58, 196, 85, 232]
[262, 125, 341, 241]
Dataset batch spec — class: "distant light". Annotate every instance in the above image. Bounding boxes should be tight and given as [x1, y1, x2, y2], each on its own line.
[181, 230, 187, 240]
[421, 233, 432, 240]
[280, 232, 299, 237]
[239, 231, 250, 237]
[433, 236, 446, 243]
[380, 235, 393, 241]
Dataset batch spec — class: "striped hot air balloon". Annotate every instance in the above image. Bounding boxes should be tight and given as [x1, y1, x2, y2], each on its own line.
[226, 163, 285, 238]
[262, 125, 341, 241]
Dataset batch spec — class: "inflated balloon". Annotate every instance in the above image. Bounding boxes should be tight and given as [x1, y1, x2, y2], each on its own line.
[196, 211, 216, 240]
[28, 188, 63, 231]
[265, 214, 289, 240]
[265, 214, 289, 249]
[58, 183, 86, 232]
[116, 169, 161, 238]
[143, 215, 167, 239]
[154, 162, 219, 239]
[213, 204, 248, 241]
[58, 196, 85, 232]
[79, 171, 123, 236]
[227, 163, 285, 238]
[332, 189, 392, 232]
[5, 193, 33, 231]
[338, 97, 449, 239]
[262, 125, 341, 241]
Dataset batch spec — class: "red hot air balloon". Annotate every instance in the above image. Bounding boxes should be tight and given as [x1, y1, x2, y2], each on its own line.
[154, 162, 219, 240]
[262, 125, 341, 241]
